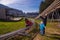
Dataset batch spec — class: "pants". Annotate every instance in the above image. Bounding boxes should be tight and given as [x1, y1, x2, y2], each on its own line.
[40, 27, 45, 35]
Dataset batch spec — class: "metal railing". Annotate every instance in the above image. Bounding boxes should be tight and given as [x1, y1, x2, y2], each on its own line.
[0, 21, 39, 40]
[36, 0, 60, 19]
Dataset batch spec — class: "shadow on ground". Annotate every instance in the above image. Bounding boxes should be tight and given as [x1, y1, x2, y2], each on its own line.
[46, 34, 60, 40]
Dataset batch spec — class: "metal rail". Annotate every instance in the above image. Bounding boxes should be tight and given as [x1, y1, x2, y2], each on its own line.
[0, 27, 28, 40]
[36, 0, 60, 19]
[0, 22, 38, 40]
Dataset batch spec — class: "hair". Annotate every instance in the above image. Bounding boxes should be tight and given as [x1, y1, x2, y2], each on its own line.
[40, 21, 43, 24]
[25, 18, 28, 21]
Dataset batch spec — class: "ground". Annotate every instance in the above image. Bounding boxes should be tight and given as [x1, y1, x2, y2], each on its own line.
[34, 22, 60, 40]
[0, 19, 60, 40]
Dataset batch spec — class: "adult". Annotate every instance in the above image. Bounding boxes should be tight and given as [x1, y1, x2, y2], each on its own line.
[25, 18, 33, 30]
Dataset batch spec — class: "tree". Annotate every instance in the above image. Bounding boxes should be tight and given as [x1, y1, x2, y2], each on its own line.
[39, 0, 55, 13]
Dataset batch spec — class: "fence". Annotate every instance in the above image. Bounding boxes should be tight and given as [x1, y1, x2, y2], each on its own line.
[0, 20, 39, 40]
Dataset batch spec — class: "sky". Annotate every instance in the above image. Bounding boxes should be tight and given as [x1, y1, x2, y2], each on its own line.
[0, 0, 42, 13]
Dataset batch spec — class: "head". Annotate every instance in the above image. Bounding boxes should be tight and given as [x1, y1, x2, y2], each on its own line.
[25, 18, 28, 21]
[40, 21, 43, 24]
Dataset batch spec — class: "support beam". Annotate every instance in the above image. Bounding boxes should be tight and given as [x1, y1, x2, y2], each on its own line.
[35, 0, 60, 19]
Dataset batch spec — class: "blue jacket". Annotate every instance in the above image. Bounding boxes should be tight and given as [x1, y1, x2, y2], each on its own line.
[39, 23, 45, 30]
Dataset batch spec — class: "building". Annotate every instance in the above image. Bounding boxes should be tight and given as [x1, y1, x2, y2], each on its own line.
[26, 12, 39, 18]
[0, 4, 24, 21]
[0, 8, 6, 20]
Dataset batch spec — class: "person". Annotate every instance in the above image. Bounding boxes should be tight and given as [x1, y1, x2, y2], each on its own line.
[39, 21, 45, 36]
[40, 16, 47, 26]
[25, 18, 33, 30]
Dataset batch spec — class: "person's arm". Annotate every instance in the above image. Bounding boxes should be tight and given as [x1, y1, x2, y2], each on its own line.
[43, 23, 45, 28]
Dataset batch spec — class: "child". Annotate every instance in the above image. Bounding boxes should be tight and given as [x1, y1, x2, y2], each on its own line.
[39, 21, 45, 36]
[25, 18, 33, 30]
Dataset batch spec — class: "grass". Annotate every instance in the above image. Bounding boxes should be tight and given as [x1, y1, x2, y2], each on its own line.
[30, 19, 60, 40]
[0, 19, 25, 35]
[34, 20, 60, 40]
[0, 19, 60, 40]
[44, 22, 60, 40]
[9, 19, 60, 40]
